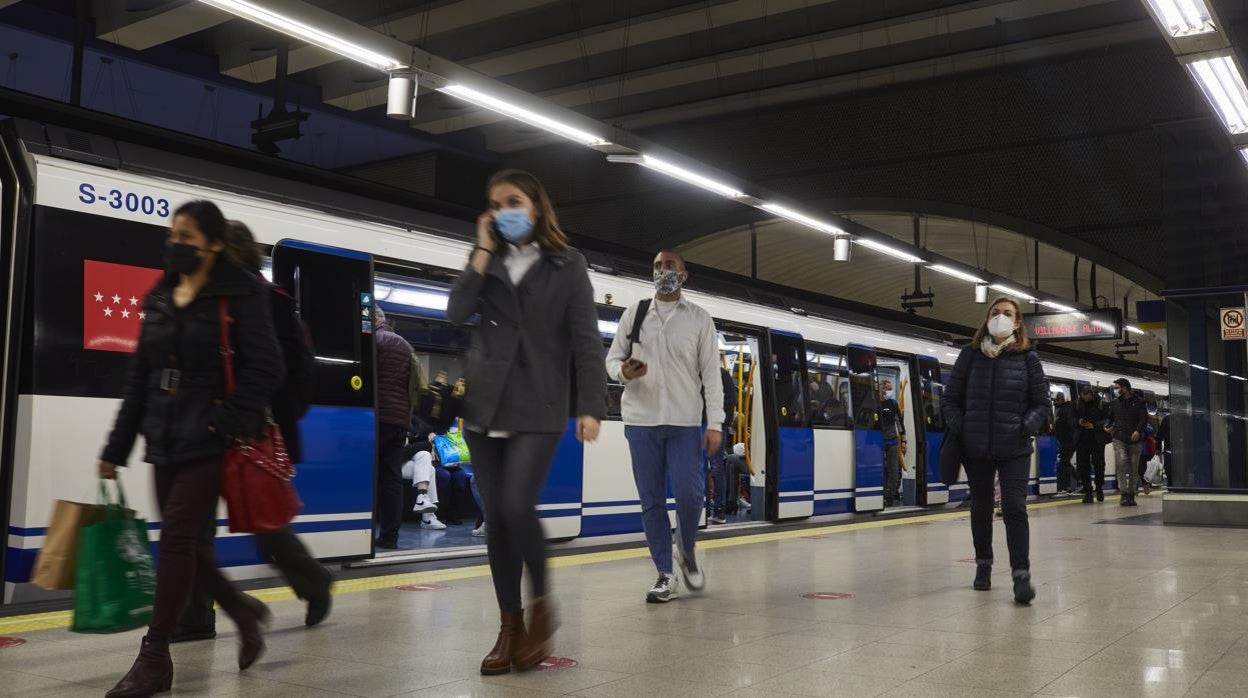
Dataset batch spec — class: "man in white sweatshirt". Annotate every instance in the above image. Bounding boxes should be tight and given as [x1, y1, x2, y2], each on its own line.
[606, 250, 723, 603]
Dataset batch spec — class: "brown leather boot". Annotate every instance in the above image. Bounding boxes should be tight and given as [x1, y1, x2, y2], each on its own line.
[512, 596, 558, 671]
[480, 611, 526, 675]
[106, 636, 173, 698]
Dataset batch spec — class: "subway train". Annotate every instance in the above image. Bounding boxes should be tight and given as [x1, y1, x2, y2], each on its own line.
[0, 122, 1168, 603]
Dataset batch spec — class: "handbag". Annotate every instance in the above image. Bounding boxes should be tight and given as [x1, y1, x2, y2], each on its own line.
[432, 434, 461, 466]
[939, 429, 964, 487]
[72, 477, 155, 634]
[218, 297, 302, 533]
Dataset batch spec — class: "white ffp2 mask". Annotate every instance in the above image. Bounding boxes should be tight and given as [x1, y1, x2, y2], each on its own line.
[987, 314, 1015, 337]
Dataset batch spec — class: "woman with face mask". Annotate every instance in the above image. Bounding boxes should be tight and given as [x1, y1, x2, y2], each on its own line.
[97, 200, 284, 697]
[941, 298, 1050, 604]
[448, 170, 607, 675]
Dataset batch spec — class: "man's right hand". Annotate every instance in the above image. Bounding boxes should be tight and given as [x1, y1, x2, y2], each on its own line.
[621, 359, 647, 380]
[97, 461, 119, 480]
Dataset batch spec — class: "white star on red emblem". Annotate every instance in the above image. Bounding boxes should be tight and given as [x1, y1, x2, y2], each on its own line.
[103, 307, 113, 317]
[111, 294, 121, 304]
[139, 311, 146, 320]
[93, 292, 103, 302]
[121, 309, 130, 319]
[129, 296, 138, 306]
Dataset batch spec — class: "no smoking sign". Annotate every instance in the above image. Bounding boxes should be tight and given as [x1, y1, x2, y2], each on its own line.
[1222, 307, 1245, 341]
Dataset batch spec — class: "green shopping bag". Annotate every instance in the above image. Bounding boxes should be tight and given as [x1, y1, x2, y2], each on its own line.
[71, 477, 156, 634]
[446, 430, 471, 464]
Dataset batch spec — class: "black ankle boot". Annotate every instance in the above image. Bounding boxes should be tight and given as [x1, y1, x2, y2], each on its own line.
[973, 561, 992, 591]
[1013, 570, 1036, 604]
[106, 636, 173, 697]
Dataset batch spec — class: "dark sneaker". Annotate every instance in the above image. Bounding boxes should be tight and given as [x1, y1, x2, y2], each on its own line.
[1013, 571, 1036, 604]
[1096, 490, 1105, 502]
[1082, 493, 1094, 504]
[973, 563, 992, 591]
[375, 537, 400, 550]
[646, 574, 679, 603]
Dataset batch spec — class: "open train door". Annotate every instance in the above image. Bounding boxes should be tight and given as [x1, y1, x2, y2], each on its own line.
[766, 331, 814, 519]
[917, 355, 949, 504]
[271, 240, 376, 560]
[848, 344, 884, 511]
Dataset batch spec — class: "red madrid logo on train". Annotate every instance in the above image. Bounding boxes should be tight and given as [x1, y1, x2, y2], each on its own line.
[82, 260, 162, 353]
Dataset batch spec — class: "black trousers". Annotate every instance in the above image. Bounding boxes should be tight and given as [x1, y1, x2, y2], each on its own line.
[463, 430, 562, 614]
[966, 454, 1030, 572]
[1057, 441, 1075, 491]
[1075, 440, 1105, 494]
[376, 423, 409, 542]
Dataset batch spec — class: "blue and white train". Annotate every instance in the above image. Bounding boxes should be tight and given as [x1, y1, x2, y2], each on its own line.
[0, 122, 1168, 603]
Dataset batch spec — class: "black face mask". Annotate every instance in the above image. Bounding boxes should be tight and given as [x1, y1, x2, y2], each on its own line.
[166, 242, 203, 275]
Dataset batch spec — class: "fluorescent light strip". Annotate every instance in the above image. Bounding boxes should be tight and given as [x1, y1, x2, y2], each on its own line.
[759, 203, 845, 235]
[1234, 375, 1247, 381]
[1040, 300, 1078, 313]
[1125, 325, 1146, 335]
[638, 155, 746, 199]
[989, 284, 1037, 302]
[1168, 356, 1188, 364]
[598, 320, 619, 335]
[1144, 0, 1217, 36]
[378, 286, 449, 311]
[316, 356, 355, 365]
[1213, 369, 1229, 376]
[1186, 55, 1248, 135]
[928, 264, 986, 284]
[439, 84, 610, 147]
[197, 0, 405, 71]
[1191, 364, 1208, 371]
[854, 238, 926, 263]
[1240, 148, 1248, 168]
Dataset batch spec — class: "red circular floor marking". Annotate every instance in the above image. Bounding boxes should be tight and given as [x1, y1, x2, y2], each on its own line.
[0, 637, 26, 649]
[537, 657, 578, 671]
[801, 592, 855, 600]
[395, 583, 451, 592]
[1055, 537, 1085, 542]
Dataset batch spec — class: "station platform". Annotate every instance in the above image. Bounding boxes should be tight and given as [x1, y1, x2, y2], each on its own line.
[0, 495, 1243, 697]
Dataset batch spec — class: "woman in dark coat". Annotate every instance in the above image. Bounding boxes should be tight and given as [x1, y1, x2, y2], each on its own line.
[448, 169, 607, 675]
[942, 297, 1050, 604]
[97, 201, 284, 697]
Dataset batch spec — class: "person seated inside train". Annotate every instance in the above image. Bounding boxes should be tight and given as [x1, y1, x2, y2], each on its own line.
[725, 443, 751, 514]
[400, 442, 448, 531]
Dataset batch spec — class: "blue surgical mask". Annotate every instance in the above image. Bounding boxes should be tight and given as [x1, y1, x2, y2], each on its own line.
[653, 269, 682, 295]
[494, 207, 534, 243]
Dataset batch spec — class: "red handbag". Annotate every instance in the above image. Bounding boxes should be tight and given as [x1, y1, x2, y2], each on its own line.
[218, 297, 301, 533]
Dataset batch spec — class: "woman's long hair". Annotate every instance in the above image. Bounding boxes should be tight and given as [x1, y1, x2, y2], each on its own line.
[487, 169, 568, 252]
[970, 297, 1032, 351]
[222, 220, 263, 274]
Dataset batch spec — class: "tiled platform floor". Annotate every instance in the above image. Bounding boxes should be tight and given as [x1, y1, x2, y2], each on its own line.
[4, 494, 1247, 697]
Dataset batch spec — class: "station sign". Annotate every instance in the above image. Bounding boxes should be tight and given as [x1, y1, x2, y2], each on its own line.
[1221, 307, 1245, 340]
[1023, 308, 1122, 341]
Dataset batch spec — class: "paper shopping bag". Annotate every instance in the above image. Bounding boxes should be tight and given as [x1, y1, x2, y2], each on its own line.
[31, 499, 105, 590]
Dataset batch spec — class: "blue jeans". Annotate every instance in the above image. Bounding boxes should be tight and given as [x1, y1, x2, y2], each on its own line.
[626, 425, 704, 574]
[707, 446, 727, 515]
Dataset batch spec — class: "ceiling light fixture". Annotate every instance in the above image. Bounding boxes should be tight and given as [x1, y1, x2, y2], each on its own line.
[989, 284, 1037, 302]
[1168, 356, 1188, 364]
[1125, 325, 1147, 335]
[386, 71, 418, 119]
[833, 237, 852, 262]
[1040, 300, 1078, 313]
[854, 238, 926, 263]
[606, 154, 747, 199]
[441, 84, 610, 147]
[1234, 375, 1247, 381]
[196, 0, 406, 71]
[1142, 0, 1217, 37]
[1184, 53, 1248, 135]
[1213, 369, 1229, 376]
[928, 264, 986, 284]
[975, 283, 989, 304]
[1190, 364, 1208, 370]
[759, 203, 845, 235]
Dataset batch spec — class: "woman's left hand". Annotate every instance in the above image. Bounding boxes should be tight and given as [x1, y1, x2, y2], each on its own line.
[576, 416, 601, 443]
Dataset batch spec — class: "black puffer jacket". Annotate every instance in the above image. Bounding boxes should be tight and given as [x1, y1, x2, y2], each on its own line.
[942, 343, 1051, 461]
[101, 261, 284, 467]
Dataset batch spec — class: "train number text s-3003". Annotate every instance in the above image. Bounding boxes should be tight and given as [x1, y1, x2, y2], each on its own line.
[78, 183, 171, 219]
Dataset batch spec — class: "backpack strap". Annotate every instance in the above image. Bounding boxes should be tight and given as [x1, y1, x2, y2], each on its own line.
[218, 296, 236, 395]
[628, 299, 652, 355]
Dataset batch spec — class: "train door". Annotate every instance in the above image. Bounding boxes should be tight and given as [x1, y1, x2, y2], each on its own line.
[917, 356, 948, 504]
[270, 240, 376, 560]
[807, 344, 854, 515]
[765, 331, 814, 519]
[878, 352, 923, 509]
[719, 327, 766, 525]
[1045, 379, 1077, 495]
[847, 344, 884, 511]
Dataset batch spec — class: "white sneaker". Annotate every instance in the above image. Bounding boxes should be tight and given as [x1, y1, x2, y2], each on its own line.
[738, 497, 751, 511]
[471, 523, 486, 538]
[675, 546, 705, 592]
[412, 493, 437, 514]
[420, 514, 447, 530]
[646, 573, 679, 603]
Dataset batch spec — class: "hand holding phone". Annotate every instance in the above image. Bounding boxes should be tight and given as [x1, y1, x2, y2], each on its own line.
[621, 358, 648, 380]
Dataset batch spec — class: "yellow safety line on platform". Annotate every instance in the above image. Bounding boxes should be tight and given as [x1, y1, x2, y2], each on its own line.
[0, 497, 1082, 635]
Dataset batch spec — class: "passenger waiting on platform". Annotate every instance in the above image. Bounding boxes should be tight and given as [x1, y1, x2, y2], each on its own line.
[448, 169, 606, 675]
[97, 200, 283, 697]
[607, 250, 724, 604]
[879, 380, 907, 507]
[1108, 378, 1148, 507]
[374, 305, 415, 550]
[172, 221, 334, 644]
[942, 297, 1050, 604]
[1054, 394, 1077, 493]
[1074, 386, 1109, 503]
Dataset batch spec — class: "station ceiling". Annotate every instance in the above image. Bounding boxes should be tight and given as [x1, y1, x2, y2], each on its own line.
[4, 0, 1241, 364]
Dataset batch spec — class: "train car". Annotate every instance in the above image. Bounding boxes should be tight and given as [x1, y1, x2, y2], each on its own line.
[0, 123, 1168, 603]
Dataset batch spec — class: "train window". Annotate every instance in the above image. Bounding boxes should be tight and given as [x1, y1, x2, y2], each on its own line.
[770, 333, 810, 428]
[919, 358, 945, 433]
[598, 306, 625, 421]
[806, 344, 851, 429]
[847, 348, 879, 431]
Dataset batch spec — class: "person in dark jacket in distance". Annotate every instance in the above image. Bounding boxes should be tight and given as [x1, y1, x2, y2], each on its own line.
[1054, 394, 1077, 493]
[942, 297, 1050, 604]
[1074, 386, 1109, 503]
[374, 304, 415, 549]
[97, 201, 283, 698]
[1108, 378, 1149, 506]
[447, 170, 607, 676]
[172, 221, 334, 643]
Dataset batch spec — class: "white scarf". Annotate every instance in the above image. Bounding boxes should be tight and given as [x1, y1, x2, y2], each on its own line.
[981, 334, 1016, 358]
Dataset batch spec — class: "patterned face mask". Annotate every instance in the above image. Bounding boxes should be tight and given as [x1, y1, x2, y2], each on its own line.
[653, 269, 682, 295]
